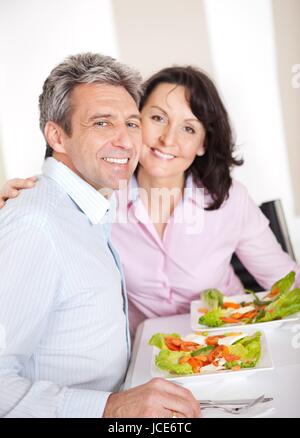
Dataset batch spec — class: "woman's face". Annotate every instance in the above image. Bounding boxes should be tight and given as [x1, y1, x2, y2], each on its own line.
[139, 83, 205, 180]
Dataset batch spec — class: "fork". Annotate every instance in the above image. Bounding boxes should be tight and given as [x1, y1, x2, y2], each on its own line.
[200, 394, 267, 415]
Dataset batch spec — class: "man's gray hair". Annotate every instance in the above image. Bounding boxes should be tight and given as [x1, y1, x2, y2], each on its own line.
[39, 52, 143, 157]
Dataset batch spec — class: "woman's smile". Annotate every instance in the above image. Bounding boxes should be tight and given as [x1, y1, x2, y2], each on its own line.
[149, 147, 176, 161]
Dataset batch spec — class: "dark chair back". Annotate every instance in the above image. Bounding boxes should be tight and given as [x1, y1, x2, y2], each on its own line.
[231, 199, 295, 291]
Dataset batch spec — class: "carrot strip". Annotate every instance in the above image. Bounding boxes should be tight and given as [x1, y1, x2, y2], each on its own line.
[221, 317, 240, 324]
[205, 335, 225, 346]
[223, 302, 240, 309]
[224, 353, 240, 362]
[180, 341, 202, 352]
[165, 338, 180, 351]
[193, 355, 208, 362]
[241, 310, 257, 319]
[231, 365, 241, 371]
[171, 338, 182, 346]
[198, 307, 208, 314]
[178, 355, 191, 365]
[188, 357, 201, 373]
[231, 312, 244, 319]
[267, 286, 280, 298]
[207, 345, 229, 363]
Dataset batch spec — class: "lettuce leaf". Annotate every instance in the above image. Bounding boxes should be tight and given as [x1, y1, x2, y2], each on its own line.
[257, 288, 300, 322]
[226, 331, 261, 368]
[201, 289, 224, 310]
[198, 308, 224, 327]
[270, 271, 295, 296]
[148, 333, 181, 350]
[155, 349, 193, 375]
[246, 271, 296, 307]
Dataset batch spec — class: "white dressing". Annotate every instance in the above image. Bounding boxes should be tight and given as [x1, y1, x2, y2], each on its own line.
[181, 333, 206, 345]
[218, 333, 248, 346]
[221, 304, 256, 318]
[200, 363, 225, 372]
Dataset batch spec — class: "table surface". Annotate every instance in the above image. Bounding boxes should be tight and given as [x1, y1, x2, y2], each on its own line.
[124, 313, 300, 418]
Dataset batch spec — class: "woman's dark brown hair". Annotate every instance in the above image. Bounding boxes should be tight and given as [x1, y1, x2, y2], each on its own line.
[139, 66, 243, 210]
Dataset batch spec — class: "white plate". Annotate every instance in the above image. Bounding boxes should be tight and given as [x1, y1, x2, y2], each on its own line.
[150, 329, 274, 383]
[191, 292, 300, 332]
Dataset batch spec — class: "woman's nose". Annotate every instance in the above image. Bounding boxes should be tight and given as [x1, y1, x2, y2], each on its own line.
[159, 126, 177, 147]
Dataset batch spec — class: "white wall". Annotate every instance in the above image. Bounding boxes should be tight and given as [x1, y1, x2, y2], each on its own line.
[112, 0, 214, 78]
[0, 147, 5, 187]
[203, 0, 299, 257]
[273, 0, 300, 215]
[0, 0, 119, 179]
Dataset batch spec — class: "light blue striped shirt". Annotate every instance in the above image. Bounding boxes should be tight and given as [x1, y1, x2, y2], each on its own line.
[0, 157, 130, 418]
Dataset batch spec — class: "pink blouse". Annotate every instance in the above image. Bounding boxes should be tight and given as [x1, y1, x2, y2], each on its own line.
[111, 176, 300, 333]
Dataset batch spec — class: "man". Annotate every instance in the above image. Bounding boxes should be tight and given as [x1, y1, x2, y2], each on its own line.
[0, 53, 200, 418]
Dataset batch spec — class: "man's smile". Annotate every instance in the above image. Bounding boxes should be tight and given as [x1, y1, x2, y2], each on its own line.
[102, 157, 129, 164]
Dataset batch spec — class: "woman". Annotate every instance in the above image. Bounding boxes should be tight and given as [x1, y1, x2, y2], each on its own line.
[1, 66, 299, 334]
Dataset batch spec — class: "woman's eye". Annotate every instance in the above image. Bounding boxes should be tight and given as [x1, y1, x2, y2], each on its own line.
[184, 126, 196, 134]
[151, 115, 165, 123]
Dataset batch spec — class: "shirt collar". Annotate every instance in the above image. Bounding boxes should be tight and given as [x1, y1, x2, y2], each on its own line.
[42, 157, 111, 225]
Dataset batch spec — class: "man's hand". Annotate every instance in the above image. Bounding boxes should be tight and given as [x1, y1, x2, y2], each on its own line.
[0, 177, 36, 208]
[103, 377, 201, 418]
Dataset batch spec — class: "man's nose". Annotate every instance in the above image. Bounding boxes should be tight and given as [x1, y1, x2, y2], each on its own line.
[112, 125, 134, 149]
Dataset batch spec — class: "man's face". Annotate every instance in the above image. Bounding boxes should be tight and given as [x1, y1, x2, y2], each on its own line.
[58, 83, 142, 191]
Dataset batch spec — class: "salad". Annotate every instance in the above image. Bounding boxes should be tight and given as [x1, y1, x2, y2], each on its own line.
[149, 331, 262, 375]
[198, 271, 300, 328]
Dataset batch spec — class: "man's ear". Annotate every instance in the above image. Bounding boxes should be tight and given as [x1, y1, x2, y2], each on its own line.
[44, 121, 67, 154]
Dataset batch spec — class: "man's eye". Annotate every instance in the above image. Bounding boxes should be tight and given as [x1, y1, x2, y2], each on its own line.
[94, 121, 108, 127]
[127, 122, 140, 129]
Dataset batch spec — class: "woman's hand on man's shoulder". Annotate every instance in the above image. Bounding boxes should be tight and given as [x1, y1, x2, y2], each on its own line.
[0, 176, 37, 208]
